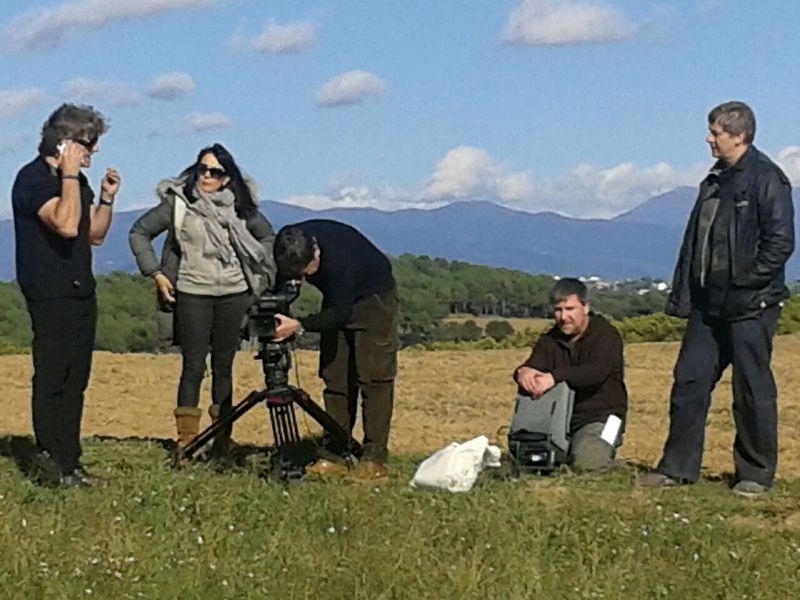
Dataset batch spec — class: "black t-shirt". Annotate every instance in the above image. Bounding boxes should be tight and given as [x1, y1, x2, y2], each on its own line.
[12, 156, 96, 300]
[292, 220, 395, 331]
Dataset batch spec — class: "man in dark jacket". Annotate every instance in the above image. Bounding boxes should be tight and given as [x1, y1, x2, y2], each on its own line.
[272, 220, 399, 481]
[513, 278, 627, 471]
[641, 101, 794, 497]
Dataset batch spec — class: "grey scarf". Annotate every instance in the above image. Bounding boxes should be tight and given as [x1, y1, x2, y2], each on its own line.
[189, 186, 269, 272]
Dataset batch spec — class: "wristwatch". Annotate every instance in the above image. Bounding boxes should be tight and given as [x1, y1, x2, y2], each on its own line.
[99, 197, 114, 207]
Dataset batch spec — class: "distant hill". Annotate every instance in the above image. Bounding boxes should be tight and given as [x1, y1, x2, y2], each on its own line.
[613, 186, 696, 229]
[2, 187, 799, 281]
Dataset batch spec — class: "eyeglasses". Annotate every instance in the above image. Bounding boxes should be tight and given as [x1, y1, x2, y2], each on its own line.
[198, 164, 227, 179]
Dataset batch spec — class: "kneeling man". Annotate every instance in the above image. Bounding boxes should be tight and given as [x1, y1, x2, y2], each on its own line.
[513, 278, 627, 471]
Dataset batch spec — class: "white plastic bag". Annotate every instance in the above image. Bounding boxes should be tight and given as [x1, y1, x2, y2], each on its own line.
[409, 435, 501, 493]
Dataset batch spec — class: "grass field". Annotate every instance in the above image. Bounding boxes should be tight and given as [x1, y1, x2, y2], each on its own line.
[2, 339, 800, 598]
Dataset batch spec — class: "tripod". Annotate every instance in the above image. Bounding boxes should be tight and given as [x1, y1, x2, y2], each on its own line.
[180, 339, 362, 481]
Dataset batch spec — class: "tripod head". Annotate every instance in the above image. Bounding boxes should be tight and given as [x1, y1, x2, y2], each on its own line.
[246, 279, 302, 391]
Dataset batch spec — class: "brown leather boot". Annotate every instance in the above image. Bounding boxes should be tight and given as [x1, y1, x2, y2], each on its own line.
[350, 460, 389, 481]
[174, 406, 202, 449]
[305, 459, 349, 477]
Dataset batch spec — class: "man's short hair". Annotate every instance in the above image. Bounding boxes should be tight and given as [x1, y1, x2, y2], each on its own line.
[274, 226, 315, 277]
[550, 278, 588, 305]
[708, 101, 756, 145]
[38, 103, 109, 157]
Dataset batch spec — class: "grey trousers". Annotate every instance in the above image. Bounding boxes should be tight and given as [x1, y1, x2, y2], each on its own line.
[570, 422, 619, 472]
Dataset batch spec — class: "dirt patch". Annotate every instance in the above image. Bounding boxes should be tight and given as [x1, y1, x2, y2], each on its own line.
[2, 335, 800, 479]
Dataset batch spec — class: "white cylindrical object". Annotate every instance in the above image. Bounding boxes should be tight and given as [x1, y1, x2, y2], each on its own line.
[600, 414, 622, 445]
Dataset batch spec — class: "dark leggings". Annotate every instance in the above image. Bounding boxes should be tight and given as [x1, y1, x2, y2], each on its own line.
[175, 291, 251, 410]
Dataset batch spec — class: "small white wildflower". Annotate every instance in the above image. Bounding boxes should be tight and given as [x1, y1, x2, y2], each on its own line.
[327, 526, 336, 534]
[196, 536, 204, 545]
[227, 524, 235, 531]
[222, 580, 229, 587]
[681, 517, 690, 525]
[209, 563, 216, 571]
[247, 572, 254, 578]
[282, 490, 289, 497]
[21, 518, 27, 528]
[113, 571, 122, 579]
[85, 589, 93, 595]
[692, 552, 699, 562]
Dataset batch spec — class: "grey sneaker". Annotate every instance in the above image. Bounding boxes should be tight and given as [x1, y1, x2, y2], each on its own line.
[731, 480, 769, 498]
[638, 472, 679, 488]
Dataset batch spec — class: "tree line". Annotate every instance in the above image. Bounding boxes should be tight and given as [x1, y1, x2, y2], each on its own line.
[2, 253, 797, 354]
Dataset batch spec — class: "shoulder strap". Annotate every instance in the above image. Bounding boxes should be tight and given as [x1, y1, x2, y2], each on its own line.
[173, 195, 187, 232]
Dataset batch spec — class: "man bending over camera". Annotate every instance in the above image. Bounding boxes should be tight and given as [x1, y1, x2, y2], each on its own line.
[272, 219, 399, 481]
[513, 278, 627, 471]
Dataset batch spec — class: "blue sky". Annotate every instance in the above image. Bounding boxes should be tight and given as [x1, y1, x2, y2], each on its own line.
[1, 0, 798, 219]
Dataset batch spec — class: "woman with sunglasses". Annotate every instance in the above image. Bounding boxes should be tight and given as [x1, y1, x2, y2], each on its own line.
[129, 143, 276, 459]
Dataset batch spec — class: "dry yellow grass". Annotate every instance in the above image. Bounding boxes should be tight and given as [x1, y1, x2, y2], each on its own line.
[3, 335, 800, 480]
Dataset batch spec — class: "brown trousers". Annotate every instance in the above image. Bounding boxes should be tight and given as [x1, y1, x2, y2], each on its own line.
[319, 287, 399, 463]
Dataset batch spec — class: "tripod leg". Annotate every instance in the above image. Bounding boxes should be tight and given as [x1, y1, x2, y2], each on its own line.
[182, 389, 268, 459]
[290, 387, 362, 457]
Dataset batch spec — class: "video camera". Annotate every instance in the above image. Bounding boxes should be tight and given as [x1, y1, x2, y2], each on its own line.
[244, 279, 303, 392]
[247, 279, 302, 341]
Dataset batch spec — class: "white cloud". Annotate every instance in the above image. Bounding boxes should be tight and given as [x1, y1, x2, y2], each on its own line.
[62, 77, 141, 107]
[281, 145, 706, 218]
[184, 111, 232, 132]
[503, 0, 636, 46]
[250, 20, 316, 54]
[424, 145, 534, 203]
[146, 111, 232, 137]
[147, 72, 195, 100]
[522, 160, 705, 217]
[283, 180, 429, 212]
[315, 70, 387, 108]
[0, 88, 48, 119]
[3, 0, 213, 52]
[777, 146, 800, 183]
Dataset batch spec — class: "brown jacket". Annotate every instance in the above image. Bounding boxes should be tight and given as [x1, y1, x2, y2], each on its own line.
[514, 314, 627, 433]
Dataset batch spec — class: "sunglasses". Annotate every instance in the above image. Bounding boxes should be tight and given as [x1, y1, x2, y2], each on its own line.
[197, 164, 227, 180]
[74, 137, 97, 152]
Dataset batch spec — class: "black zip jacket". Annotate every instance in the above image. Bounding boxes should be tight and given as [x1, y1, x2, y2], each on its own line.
[666, 146, 794, 320]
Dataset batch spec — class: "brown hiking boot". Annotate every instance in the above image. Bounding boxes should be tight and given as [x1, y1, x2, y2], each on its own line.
[351, 460, 389, 481]
[174, 407, 202, 449]
[305, 458, 349, 477]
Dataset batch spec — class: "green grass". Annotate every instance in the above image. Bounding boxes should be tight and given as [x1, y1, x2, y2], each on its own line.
[1, 438, 799, 599]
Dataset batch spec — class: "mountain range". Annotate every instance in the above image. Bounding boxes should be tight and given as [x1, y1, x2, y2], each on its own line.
[2, 186, 799, 281]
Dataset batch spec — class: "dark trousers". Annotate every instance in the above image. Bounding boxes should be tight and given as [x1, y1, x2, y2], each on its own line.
[175, 291, 251, 411]
[319, 288, 399, 463]
[27, 295, 97, 474]
[657, 305, 781, 486]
